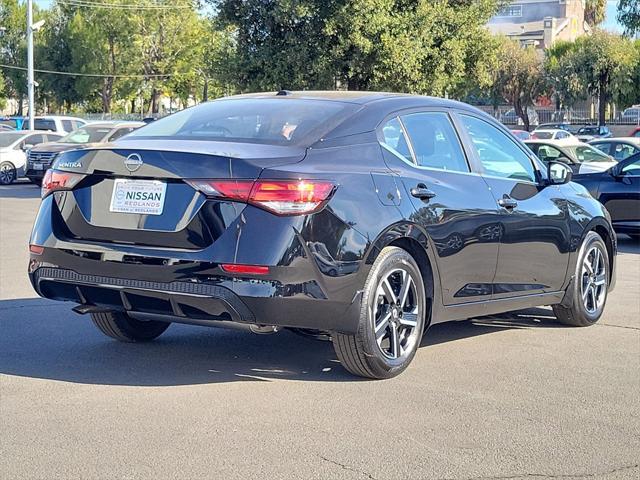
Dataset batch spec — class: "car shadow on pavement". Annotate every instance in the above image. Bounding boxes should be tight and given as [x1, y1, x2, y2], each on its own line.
[0, 298, 567, 386]
[0, 182, 40, 199]
[617, 235, 639, 255]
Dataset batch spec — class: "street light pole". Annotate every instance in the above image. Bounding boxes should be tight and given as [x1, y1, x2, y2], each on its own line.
[27, 0, 35, 130]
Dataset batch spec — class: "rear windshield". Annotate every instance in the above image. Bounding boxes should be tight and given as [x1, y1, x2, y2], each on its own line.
[127, 98, 358, 146]
[60, 126, 112, 144]
[533, 131, 553, 139]
[33, 119, 56, 131]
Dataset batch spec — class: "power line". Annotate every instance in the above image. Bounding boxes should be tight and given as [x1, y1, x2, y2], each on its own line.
[54, 0, 194, 10]
[0, 63, 184, 79]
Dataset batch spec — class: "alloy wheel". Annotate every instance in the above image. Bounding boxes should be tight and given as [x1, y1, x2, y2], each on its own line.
[581, 246, 607, 314]
[0, 164, 15, 185]
[372, 267, 422, 360]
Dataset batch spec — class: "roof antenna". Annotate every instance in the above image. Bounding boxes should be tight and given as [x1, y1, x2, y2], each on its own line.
[276, 90, 292, 96]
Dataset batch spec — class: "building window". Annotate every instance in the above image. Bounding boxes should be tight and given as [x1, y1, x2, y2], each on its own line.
[496, 4, 523, 17]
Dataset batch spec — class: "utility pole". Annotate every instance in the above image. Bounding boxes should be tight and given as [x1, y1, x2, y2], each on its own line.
[27, 0, 34, 130]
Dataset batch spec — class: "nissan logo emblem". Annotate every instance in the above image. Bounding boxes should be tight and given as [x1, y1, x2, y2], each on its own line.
[124, 153, 143, 173]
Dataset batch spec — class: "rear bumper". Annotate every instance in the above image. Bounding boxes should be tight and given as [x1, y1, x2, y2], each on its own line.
[28, 249, 364, 334]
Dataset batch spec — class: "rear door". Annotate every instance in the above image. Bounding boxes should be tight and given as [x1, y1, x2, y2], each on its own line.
[455, 113, 570, 299]
[379, 110, 500, 305]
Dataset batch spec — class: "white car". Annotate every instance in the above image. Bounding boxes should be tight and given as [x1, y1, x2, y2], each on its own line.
[531, 128, 574, 140]
[524, 138, 618, 175]
[22, 116, 87, 135]
[0, 131, 64, 184]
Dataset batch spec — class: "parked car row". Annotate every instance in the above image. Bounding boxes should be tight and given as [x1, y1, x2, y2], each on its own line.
[0, 119, 144, 185]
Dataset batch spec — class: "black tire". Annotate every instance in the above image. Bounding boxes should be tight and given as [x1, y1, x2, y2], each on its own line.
[332, 246, 427, 379]
[0, 162, 16, 185]
[90, 311, 170, 342]
[553, 231, 609, 327]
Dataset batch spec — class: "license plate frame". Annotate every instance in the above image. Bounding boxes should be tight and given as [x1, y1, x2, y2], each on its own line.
[109, 178, 167, 216]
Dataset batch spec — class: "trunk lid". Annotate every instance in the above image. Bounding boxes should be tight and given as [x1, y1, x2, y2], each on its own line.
[51, 140, 306, 249]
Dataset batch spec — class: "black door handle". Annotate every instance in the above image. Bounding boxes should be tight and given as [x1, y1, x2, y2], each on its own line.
[410, 184, 436, 200]
[498, 197, 518, 210]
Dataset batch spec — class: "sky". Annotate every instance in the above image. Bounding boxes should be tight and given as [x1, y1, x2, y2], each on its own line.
[34, 0, 625, 32]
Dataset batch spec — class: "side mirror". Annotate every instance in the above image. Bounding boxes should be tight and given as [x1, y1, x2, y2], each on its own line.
[548, 161, 572, 185]
[21, 143, 34, 151]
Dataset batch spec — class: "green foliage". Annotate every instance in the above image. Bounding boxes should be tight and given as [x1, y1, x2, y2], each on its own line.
[584, 0, 607, 27]
[618, 0, 640, 37]
[544, 31, 638, 124]
[213, 0, 501, 96]
[491, 38, 545, 131]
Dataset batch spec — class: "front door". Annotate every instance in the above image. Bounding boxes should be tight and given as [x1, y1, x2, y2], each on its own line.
[456, 113, 571, 299]
[379, 111, 501, 305]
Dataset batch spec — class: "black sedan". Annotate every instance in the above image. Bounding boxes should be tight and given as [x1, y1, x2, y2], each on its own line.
[573, 153, 640, 241]
[28, 92, 617, 379]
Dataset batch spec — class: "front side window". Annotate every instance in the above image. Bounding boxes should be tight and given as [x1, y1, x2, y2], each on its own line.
[381, 117, 412, 162]
[400, 112, 469, 172]
[612, 143, 638, 161]
[62, 120, 74, 132]
[591, 142, 611, 155]
[621, 156, 640, 175]
[25, 134, 45, 145]
[460, 115, 537, 182]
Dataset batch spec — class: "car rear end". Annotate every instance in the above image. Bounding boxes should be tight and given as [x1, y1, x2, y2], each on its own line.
[28, 97, 369, 335]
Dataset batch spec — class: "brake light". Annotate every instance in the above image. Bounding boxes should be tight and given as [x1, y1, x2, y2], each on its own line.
[29, 244, 44, 255]
[220, 264, 270, 275]
[41, 169, 86, 198]
[187, 179, 335, 216]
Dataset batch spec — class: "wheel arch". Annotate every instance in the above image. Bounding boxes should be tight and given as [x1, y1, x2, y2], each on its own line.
[364, 222, 441, 327]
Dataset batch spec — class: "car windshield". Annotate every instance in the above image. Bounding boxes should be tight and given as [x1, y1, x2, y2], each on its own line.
[578, 127, 599, 135]
[127, 98, 358, 146]
[534, 131, 553, 139]
[0, 132, 25, 148]
[60, 126, 112, 144]
[569, 145, 611, 163]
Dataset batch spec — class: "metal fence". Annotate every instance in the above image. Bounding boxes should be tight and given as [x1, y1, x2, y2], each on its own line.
[476, 105, 640, 128]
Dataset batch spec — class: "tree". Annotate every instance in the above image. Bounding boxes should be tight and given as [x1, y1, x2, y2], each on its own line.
[135, 0, 207, 114]
[570, 31, 637, 125]
[211, 0, 501, 95]
[0, 71, 6, 110]
[618, 0, 640, 37]
[544, 40, 586, 110]
[584, 0, 607, 27]
[492, 38, 545, 131]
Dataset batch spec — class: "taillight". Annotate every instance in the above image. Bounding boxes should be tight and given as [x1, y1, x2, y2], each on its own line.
[220, 264, 270, 275]
[186, 179, 336, 216]
[41, 169, 86, 198]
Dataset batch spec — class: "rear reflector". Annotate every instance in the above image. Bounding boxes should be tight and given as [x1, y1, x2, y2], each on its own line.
[220, 264, 270, 275]
[42, 169, 86, 198]
[186, 179, 335, 216]
[29, 244, 44, 255]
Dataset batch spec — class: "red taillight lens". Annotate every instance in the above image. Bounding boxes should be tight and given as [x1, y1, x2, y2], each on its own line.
[41, 169, 86, 198]
[220, 264, 270, 275]
[187, 179, 335, 216]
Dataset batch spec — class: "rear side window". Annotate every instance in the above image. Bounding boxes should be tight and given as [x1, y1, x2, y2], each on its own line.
[591, 142, 611, 155]
[612, 143, 638, 161]
[107, 127, 134, 142]
[127, 98, 358, 147]
[33, 119, 56, 131]
[460, 115, 537, 182]
[381, 117, 412, 162]
[400, 112, 469, 172]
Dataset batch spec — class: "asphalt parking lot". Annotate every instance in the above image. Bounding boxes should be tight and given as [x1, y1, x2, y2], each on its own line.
[1, 181, 638, 480]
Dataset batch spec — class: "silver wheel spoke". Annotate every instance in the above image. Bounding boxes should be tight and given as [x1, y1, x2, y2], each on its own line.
[583, 258, 594, 275]
[594, 273, 606, 286]
[398, 274, 412, 309]
[582, 283, 591, 303]
[399, 312, 418, 327]
[381, 279, 396, 304]
[390, 322, 400, 358]
[375, 312, 391, 338]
